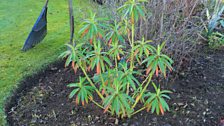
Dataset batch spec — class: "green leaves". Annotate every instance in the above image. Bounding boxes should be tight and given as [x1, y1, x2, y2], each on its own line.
[108, 42, 124, 61]
[119, 61, 140, 90]
[117, 0, 147, 23]
[103, 77, 134, 117]
[208, 32, 224, 48]
[220, 20, 224, 27]
[68, 77, 95, 106]
[105, 20, 125, 45]
[59, 43, 86, 73]
[93, 62, 140, 94]
[144, 83, 172, 115]
[79, 11, 107, 44]
[203, 1, 224, 48]
[207, 5, 224, 36]
[142, 42, 173, 77]
[62, 1, 174, 118]
[86, 41, 112, 74]
[133, 38, 155, 64]
[204, 2, 224, 48]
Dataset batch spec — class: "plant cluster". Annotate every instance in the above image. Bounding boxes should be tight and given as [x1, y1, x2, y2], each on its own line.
[60, 0, 173, 118]
[105, 0, 224, 73]
[203, 0, 224, 48]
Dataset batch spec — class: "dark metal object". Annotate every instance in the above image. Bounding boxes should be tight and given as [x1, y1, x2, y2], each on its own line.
[22, 0, 49, 51]
[68, 0, 75, 45]
[93, 0, 105, 5]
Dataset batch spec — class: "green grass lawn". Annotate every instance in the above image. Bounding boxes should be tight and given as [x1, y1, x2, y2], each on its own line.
[0, 0, 97, 125]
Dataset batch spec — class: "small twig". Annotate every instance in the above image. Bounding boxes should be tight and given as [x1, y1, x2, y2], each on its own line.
[90, 98, 113, 114]
[197, 33, 208, 41]
[131, 106, 146, 116]
[177, 0, 199, 32]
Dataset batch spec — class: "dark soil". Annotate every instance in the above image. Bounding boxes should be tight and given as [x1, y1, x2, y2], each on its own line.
[6, 48, 224, 126]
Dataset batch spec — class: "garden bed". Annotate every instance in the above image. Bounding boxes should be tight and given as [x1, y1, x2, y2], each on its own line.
[6, 48, 224, 126]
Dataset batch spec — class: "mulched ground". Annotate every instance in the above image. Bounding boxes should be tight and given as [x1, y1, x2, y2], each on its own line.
[6, 48, 224, 126]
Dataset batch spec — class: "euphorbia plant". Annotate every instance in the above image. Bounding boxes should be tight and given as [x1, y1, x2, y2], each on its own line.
[133, 37, 155, 65]
[108, 42, 124, 70]
[118, 0, 146, 70]
[60, 0, 174, 118]
[142, 42, 173, 77]
[68, 77, 95, 106]
[79, 11, 107, 45]
[59, 43, 85, 74]
[86, 40, 112, 74]
[105, 20, 125, 45]
[144, 82, 171, 115]
[103, 76, 134, 117]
